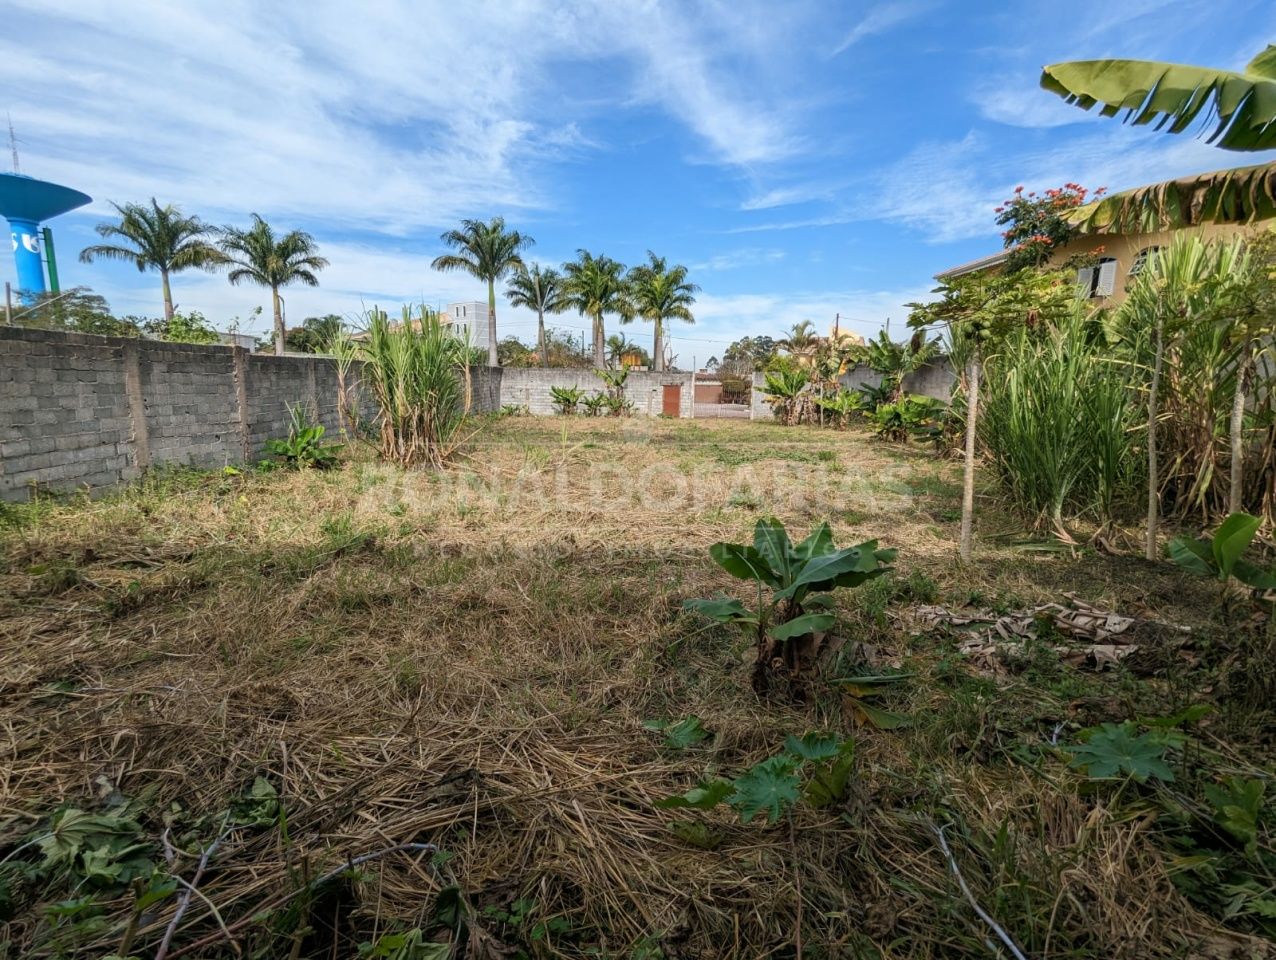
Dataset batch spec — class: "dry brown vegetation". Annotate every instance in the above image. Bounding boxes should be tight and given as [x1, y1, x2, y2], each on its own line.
[1, 416, 1273, 959]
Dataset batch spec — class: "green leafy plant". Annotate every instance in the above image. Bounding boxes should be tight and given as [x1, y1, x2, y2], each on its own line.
[813, 389, 863, 429]
[831, 672, 911, 729]
[643, 715, 712, 749]
[871, 394, 945, 444]
[30, 808, 154, 888]
[656, 732, 855, 827]
[683, 517, 895, 694]
[265, 403, 342, 470]
[550, 385, 585, 415]
[1067, 721, 1175, 782]
[1169, 512, 1276, 592]
[760, 369, 809, 426]
[1204, 777, 1266, 859]
[581, 392, 607, 417]
[358, 928, 449, 960]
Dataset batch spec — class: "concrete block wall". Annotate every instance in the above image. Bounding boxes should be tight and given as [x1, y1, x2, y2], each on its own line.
[498, 367, 695, 418]
[1, 328, 365, 501]
[839, 358, 956, 402]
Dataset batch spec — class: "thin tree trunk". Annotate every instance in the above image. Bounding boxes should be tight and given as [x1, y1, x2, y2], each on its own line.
[593, 312, 605, 369]
[1229, 346, 1250, 515]
[653, 318, 663, 372]
[1146, 318, 1164, 561]
[161, 269, 174, 324]
[537, 309, 548, 368]
[272, 287, 285, 357]
[960, 347, 980, 562]
[487, 279, 499, 367]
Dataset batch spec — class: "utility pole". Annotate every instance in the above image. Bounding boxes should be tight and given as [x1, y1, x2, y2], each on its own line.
[4, 282, 12, 325]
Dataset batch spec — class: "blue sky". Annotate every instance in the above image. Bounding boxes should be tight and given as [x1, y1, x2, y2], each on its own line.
[3, 0, 1274, 362]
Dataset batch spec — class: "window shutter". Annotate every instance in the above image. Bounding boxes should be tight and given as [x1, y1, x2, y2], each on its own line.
[1096, 259, 1117, 297]
[1076, 266, 1094, 294]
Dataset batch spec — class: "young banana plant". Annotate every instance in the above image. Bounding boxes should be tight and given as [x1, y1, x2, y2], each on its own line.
[684, 517, 895, 695]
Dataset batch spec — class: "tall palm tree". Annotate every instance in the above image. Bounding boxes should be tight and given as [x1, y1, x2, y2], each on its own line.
[1040, 46, 1276, 151]
[79, 199, 224, 322]
[626, 252, 698, 372]
[779, 320, 818, 352]
[219, 214, 329, 356]
[505, 263, 567, 367]
[562, 250, 629, 369]
[432, 217, 533, 366]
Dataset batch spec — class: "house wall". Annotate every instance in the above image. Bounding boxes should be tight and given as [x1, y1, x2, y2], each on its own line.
[1046, 221, 1265, 306]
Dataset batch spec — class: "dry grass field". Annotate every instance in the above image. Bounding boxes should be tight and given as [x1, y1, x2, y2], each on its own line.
[1, 416, 1272, 959]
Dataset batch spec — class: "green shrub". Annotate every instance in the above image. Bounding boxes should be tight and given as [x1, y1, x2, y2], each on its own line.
[265, 403, 341, 470]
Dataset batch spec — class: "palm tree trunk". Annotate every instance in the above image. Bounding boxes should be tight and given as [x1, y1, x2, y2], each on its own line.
[537, 309, 548, 368]
[1229, 346, 1250, 515]
[593, 312, 605, 369]
[272, 287, 285, 356]
[161, 269, 175, 324]
[653, 317, 663, 372]
[487, 279, 499, 367]
[1146, 318, 1164, 561]
[960, 347, 981, 562]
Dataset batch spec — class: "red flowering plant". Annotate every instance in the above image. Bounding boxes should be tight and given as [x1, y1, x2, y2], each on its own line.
[994, 183, 1105, 273]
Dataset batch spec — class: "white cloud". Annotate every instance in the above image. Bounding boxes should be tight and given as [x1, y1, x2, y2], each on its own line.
[832, 2, 930, 56]
[692, 248, 785, 271]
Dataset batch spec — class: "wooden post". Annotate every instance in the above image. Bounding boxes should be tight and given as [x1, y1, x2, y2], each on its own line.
[4, 282, 11, 325]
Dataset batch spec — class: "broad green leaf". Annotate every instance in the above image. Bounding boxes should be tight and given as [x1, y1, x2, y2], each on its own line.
[1233, 558, 1276, 591]
[804, 743, 856, 808]
[1067, 722, 1175, 782]
[774, 547, 868, 600]
[728, 756, 801, 824]
[767, 613, 835, 642]
[802, 593, 836, 610]
[644, 715, 712, 749]
[848, 701, 911, 729]
[708, 542, 778, 587]
[668, 820, 723, 850]
[135, 872, 179, 911]
[682, 596, 755, 624]
[783, 732, 841, 762]
[1168, 536, 1216, 577]
[1040, 57, 1276, 151]
[792, 522, 834, 561]
[1204, 777, 1265, 857]
[655, 779, 733, 811]
[753, 518, 792, 584]
[1212, 512, 1261, 578]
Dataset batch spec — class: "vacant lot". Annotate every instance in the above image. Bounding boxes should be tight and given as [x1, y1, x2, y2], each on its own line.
[1, 417, 1270, 959]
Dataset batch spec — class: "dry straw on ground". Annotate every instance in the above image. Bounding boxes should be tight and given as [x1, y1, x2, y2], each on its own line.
[0, 418, 1270, 958]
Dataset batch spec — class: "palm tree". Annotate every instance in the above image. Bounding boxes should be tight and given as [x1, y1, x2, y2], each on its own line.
[432, 217, 533, 366]
[562, 250, 629, 369]
[1040, 46, 1276, 151]
[219, 214, 329, 356]
[626, 252, 698, 372]
[79, 199, 224, 322]
[779, 320, 818, 353]
[505, 263, 566, 367]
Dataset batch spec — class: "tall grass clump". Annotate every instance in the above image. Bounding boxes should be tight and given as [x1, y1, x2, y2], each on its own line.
[360, 305, 469, 468]
[981, 304, 1142, 538]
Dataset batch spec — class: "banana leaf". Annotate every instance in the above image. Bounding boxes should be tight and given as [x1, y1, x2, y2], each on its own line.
[1041, 46, 1276, 151]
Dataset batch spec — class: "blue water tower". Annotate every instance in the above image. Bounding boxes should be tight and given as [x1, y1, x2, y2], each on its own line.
[0, 172, 91, 300]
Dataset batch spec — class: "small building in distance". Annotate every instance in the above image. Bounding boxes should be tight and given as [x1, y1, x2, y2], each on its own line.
[442, 301, 491, 355]
[936, 161, 1276, 305]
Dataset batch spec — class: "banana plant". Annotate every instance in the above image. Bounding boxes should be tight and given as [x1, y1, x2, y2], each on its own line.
[1040, 46, 1276, 152]
[684, 517, 895, 694]
[1169, 512, 1276, 592]
[549, 385, 585, 415]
